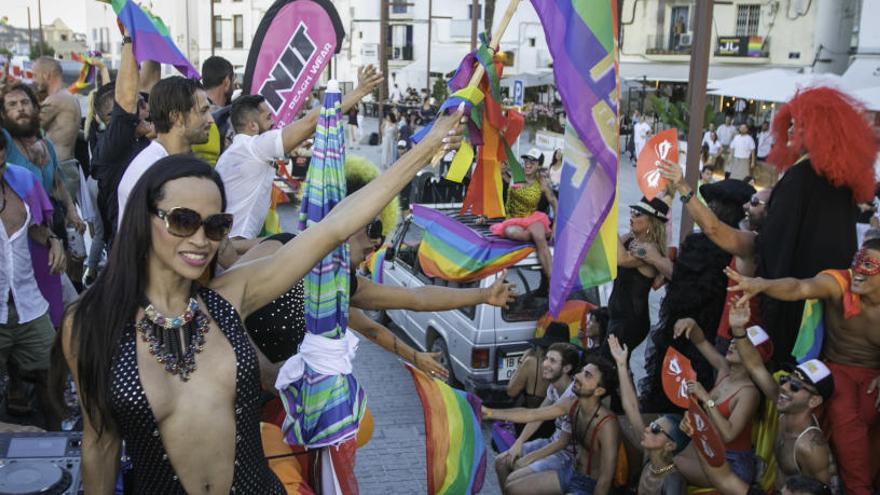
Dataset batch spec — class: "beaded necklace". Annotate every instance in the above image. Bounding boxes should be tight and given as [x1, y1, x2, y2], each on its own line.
[136, 295, 209, 381]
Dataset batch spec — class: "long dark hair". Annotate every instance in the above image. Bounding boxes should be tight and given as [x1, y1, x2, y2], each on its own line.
[50, 155, 226, 435]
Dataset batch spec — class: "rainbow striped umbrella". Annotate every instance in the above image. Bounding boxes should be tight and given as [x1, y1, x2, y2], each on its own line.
[277, 82, 365, 452]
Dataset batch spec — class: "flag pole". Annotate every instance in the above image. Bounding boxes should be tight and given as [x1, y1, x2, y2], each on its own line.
[429, 0, 522, 165]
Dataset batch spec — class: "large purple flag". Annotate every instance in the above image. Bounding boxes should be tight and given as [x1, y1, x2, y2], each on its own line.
[111, 0, 200, 79]
[531, 0, 620, 315]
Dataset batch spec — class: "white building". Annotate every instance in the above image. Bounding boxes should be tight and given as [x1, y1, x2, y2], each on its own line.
[192, 0, 550, 91]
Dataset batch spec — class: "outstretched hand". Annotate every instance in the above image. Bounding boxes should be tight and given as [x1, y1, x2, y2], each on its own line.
[658, 158, 685, 187]
[728, 304, 751, 330]
[356, 65, 384, 95]
[415, 352, 449, 380]
[724, 267, 766, 306]
[424, 103, 467, 155]
[485, 270, 516, 309]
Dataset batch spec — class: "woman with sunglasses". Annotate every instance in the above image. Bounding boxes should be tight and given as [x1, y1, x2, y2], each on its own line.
[607, 197, 672, 355]
[670, 313, 765, 487]
[52, 108, 464, 494]
[608, 335, 689, 494]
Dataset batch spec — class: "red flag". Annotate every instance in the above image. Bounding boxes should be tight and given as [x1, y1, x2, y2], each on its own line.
[662, 347, 696, 409]
[636, 128, 678, 200]
[687, 397, 727, 467]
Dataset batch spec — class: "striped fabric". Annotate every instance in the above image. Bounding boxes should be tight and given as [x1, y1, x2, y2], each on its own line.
[407, 364, 487, 495]
[792, 269, 859, 363]
[535, 299, 593, 346]
[412, 205, 533, 283]
[278, 86, 364, 453]
[531, 0, 620, 315]
[111, 0, 200, 78]
[365, 247, 387, 284]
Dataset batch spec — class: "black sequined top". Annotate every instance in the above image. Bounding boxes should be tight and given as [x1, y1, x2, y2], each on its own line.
[109, 288, 284, 494]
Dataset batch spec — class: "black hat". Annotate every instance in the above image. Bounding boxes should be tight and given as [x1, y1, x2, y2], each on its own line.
[699, 179, 756, 206]
[532, 322, 570, 348]
[630, 196, 670, 222]
[782, 359, 835, 402]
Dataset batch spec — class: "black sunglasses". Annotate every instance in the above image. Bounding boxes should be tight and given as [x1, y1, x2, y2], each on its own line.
[366, 219, 383, 240]
[779, 374, 818, 395]
[630, 209, 644, 218]
[649, 420, 676, 442]
[153, 207, 233, 241]
[749, 195, 766, 207]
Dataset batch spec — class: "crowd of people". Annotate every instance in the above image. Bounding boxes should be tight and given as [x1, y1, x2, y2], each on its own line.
[0, 19, 877, 495]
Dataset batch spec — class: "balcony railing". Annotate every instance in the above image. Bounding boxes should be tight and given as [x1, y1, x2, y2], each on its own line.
[385, 45, 414, 61]
[646, 33, 693, 55]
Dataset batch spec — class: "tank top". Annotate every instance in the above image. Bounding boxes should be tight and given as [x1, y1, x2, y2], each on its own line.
[505, 181, 543, 219]
[712, 375, 754, 452]
[110, 288, 284, 493]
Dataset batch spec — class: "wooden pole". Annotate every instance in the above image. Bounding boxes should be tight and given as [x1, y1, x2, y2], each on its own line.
[429, 0, 521, 165]
[427, 0, 433, 96]
[471, 0, 479, 51]
[378, 0, 388, 144]
[679, 0, 714, 242]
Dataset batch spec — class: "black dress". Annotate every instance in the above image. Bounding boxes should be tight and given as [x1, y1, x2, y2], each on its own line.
[109, 288, 284, 494]
[756, 159, 858, 364]
[607, 238, 653, 351]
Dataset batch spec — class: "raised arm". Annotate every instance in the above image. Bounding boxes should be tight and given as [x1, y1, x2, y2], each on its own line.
[594, 416, 621, 495]
[61, 315, 121, 495]
[659, 160, 756, 259]
[725, 267, 842, 306]
[728, 304, 778, 399]
[221, 107, 465, 316]
[281, 66, 384, 154]
[115, 29, 139, 114]
[608, 335, 645, 433]
[350, 270, 514, 311]
[483, 398, 574, 425]
[673, 318, 729, 374]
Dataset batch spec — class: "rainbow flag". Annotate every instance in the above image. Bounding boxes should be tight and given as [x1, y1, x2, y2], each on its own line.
[792, 299, 824, 365]
[531, 0, 620, 316]
[111, 0, 200, 79]
[412, 205, 533, 282]
[365, 247, 387, 284]
[407, 364, 486, 495]
[67, 54, 97, 93]
[535, 299, 593, 346]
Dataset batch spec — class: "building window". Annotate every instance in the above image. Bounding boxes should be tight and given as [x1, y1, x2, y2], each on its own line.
[468, 3, 483, 20]
[213, 16, 222, 48]
[386, 24, 414, 61]
[233, 15, 243, 48]
[528, 37, 536, 47]
[60, 34, 68, 41]
[736, 4, 761, 36]
[391, 0, 408, 14]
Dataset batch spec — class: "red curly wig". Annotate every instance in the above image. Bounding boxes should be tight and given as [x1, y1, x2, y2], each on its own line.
[767, 86, 878, 202]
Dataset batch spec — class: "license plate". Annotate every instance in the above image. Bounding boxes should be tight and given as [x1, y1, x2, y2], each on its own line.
[497, 352, 525, 382]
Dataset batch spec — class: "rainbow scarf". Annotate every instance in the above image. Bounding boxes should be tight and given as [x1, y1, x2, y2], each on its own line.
[531, 0, 620, 315]
[111, 0, 200, 78]
[407, 364, 486, 495]
[792, 269, 860, 363]
[365, 247, 387, 284]
[412, 205, 533, 282]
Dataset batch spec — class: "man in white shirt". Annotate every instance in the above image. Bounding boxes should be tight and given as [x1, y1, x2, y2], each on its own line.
[728, 124, 756, 180]
[633, 117, 652, 160]
[117, 76, 214, 226]
[701, 122, 716, 147]
[0, 145, 66, 428]
[216, 66, 383, 239]
[756, 121, 774, 161]
[493, 338, 580, 494]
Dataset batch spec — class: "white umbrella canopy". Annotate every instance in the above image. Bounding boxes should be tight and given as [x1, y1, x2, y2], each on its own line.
[708, 69, 853, 103]
[852, 86, 880, 112]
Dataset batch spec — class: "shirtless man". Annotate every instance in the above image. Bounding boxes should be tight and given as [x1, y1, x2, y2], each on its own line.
[483, 356, 621, 495]
[32, 57, 81, 163]
[726, 304, 839, 491]
[729, 238, 880, 494]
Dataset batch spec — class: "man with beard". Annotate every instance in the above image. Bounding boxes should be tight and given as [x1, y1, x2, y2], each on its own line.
[91, 31, 155, 243]
[192, 56, 235, 165]
[484, 356, 621, 495]
[722, 304, 839, 491]
[659, 160, 770, 351]
[216, 66, 383, 240]
[728, 237, 880, 494]
[494, 342, 579, 494]
[116, 76, 214, 223]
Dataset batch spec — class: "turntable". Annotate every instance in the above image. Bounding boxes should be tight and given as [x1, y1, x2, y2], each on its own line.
[0, 433, 82, 495]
